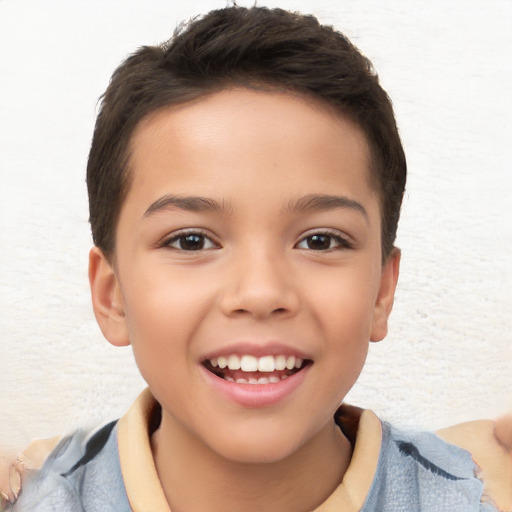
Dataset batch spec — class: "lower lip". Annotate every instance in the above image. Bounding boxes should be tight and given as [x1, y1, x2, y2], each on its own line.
[200, 364, 311, 408]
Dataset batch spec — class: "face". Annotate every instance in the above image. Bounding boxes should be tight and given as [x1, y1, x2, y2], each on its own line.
[90, 88, 399, 464]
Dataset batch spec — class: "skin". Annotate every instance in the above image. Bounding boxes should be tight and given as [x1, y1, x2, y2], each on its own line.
[89, 88, 400, 511]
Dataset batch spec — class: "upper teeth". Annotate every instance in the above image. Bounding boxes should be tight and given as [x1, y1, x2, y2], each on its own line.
[209, 355, 303, 372]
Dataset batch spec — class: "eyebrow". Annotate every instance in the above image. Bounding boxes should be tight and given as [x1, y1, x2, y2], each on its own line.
[286, 194, 369, 221]
[143, 194, 230, 218]
[142, 192, 368, 221]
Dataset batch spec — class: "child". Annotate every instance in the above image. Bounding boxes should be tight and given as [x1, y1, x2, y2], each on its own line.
[7, 5, 511, 511]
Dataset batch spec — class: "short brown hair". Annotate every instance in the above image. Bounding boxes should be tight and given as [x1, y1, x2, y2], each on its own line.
[87, 6, 406, 260]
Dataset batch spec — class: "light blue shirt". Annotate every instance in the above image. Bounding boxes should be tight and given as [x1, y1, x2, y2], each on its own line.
[16, 419, 496, 511]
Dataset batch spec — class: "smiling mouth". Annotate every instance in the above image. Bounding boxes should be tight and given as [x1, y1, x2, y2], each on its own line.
[202, 354, 312, 384]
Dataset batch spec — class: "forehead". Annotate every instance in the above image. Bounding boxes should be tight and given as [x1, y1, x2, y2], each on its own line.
[124, 88, 376, 216]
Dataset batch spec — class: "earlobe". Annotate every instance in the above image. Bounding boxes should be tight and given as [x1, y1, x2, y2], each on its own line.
[370, 248, 401, 342]
[88, 247, 130, 347]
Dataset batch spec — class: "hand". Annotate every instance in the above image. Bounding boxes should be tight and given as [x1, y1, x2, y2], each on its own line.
[0, 436, 60, 510]
[495, 414, 512, 451]
[0, 453, 23, 510]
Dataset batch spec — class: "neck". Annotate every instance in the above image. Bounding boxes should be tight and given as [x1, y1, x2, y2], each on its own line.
[151, 411, 352, 512]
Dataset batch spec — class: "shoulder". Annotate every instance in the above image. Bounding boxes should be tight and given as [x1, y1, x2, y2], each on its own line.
[13, 420, 130, 511]
[363, 419, 506, 512]
[436, 415, 512, 512]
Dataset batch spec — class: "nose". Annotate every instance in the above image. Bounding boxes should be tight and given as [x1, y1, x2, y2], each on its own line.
[219, 247, 299, 320]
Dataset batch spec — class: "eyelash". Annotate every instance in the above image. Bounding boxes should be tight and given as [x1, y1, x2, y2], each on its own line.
[295, 230, 354, 251]
[159, 229, 219, 252]
[159, 229, 353, 252]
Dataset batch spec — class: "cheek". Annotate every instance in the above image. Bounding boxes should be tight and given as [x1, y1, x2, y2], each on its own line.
[306, 264, 379, 394]
[308, 266, 379, 338]
[120, 268, 214, 370]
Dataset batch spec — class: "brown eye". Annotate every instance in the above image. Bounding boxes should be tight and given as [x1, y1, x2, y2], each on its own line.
[296, 232, 352, 251]
[306, 234, 332, 250]
[165, 231, 217, 251]
[179, 234, 206, 250]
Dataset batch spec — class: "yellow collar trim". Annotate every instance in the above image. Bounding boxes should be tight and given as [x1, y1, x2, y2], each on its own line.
[118, 388, 382, 512]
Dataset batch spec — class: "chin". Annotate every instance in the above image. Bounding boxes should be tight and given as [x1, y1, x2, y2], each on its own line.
[204, 424, 308, 466]
[217, 443, 298, 466]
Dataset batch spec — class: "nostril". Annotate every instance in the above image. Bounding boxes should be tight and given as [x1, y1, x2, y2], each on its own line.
[233, 308, 250, 315]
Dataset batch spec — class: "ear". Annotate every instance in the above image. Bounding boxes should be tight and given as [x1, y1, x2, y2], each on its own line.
[88, 247, 130, 347]
[370, 248, 401, 342]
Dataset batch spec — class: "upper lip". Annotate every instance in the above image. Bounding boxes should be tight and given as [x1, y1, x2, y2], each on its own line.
[200, 341, 312, 362]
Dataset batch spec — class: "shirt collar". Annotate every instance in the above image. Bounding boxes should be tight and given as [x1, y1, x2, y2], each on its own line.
[118, 388, 382, 512]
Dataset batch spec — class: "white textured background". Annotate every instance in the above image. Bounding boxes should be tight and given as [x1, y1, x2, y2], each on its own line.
[0, 0, 511, 448]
